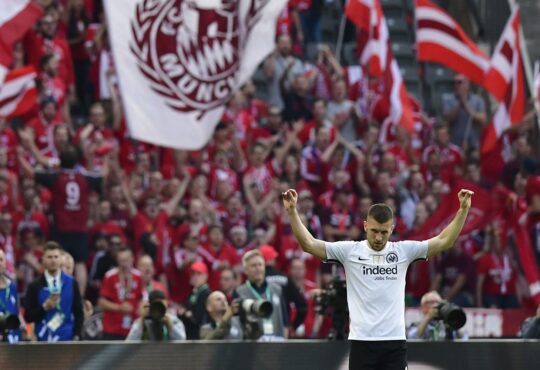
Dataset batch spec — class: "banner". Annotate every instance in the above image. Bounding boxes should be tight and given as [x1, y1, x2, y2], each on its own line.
[105, 0, 287, 150]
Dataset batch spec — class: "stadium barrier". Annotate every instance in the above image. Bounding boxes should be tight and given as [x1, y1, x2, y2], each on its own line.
[1, 340, 539, 370]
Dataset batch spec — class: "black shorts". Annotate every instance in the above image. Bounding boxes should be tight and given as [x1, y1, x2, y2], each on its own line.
[53, 230, 89, 263]
[349, 340, 407, 370]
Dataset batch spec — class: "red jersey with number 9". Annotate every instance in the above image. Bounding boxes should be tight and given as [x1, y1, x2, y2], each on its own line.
[51, 170, 91, 233]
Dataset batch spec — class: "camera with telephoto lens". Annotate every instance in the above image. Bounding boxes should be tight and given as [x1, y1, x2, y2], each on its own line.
[314, 278, 348, 340]
[0, 314, 20, 333]
[237, 298, 273, 318]
[142, 290, 168, 341]
[435, 301, 467, 330]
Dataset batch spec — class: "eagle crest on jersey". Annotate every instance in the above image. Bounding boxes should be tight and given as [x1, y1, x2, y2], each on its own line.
[130, 0, 267, 116]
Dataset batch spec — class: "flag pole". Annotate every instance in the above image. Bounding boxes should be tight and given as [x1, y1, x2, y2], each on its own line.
[335, 14, 347, 64]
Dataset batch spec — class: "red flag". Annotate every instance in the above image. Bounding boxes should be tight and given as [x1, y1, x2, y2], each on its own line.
[415, 0, 490, 86]
[481, 9, 525, 155]
[407, 179, 494, 241]
[0, 0, 43, 83]
[346, 0, 415, 133]
[345, 0, 374, 31]
[511, 211, 540, 304]
[0, 66, 37, 118]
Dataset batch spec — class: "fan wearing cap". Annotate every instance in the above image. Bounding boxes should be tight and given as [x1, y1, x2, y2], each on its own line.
[178, 261, 211, 340]
[126, 289, 186, 341]
[260, 245, 307, 336]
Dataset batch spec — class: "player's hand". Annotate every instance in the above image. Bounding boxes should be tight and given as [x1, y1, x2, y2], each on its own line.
[458, 189, 474, 210]
[281, 189, 298, 214]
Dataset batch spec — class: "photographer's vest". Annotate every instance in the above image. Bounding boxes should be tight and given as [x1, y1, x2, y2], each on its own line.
[236, 281, 286, 339]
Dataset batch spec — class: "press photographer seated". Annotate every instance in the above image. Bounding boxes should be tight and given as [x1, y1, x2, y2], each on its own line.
[125, 290, 186, 341]
[407, 291, 467, 340]
[200, 291, 243, 340]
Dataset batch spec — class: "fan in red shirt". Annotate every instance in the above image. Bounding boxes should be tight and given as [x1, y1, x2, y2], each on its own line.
[98, 247, 144, 340]
[0, 117, 19, 172]
[89, 199, 127, 244]
[421, 125, 463, 184]
[12, 187, 49, 240]
[137, 254, 169, 300]
[200, 224, 240, 291]
[242, 79, 268, 123]
[168, 231, 207, 304]
[0, 212, 16, 278]
[30, 145, 103, 296]
[24, 12, 75, 92]
[26, 97, 64, 151]
[122, 175, 190, 262]
[476, 225, 519, 309]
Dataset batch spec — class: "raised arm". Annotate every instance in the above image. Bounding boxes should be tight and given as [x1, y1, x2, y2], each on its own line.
[282, 189, 327, 260]
[427, 189, 473, 258]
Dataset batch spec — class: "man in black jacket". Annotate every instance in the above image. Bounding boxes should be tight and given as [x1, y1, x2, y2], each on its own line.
[179, 261, 210, 339]
[259, 245, 307, 334]
[24, 241, 83, 341]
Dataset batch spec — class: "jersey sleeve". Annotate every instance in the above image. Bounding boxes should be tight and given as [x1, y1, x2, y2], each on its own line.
[324, 241, 356, 264]
[400, 240, 428, 262]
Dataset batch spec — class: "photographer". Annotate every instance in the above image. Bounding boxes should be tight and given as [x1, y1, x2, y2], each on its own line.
[407, 291, 467, 340]
[521, 303, 540, 339]
[234, 250, 288, 341]
[200, 291, 243, 340]
[126, 290, 186, 341]
[0, 250, 22, 343]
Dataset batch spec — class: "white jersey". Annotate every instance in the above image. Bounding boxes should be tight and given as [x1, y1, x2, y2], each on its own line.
[325, 240, 428, 341]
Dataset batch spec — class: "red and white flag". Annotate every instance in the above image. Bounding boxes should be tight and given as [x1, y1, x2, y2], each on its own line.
[0, 0, 43, 84]
[0, 66, 37, 118]
[105, 0, 287, 150]
[415, 0, 490, 86]
[346, 0, 414, 132]
[481, 8, 524, 155]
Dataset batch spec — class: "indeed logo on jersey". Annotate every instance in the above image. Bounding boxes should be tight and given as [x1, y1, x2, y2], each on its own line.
[362, 265, 398, 275]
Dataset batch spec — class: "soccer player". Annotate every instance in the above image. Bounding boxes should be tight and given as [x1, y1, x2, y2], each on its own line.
[282, 188, 473, 370]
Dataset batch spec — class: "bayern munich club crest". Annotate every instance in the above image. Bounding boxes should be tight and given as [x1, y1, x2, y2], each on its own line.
[130, 0, 267, 116]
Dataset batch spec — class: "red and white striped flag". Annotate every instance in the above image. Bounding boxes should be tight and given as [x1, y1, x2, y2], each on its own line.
[481, 8, 524, 155]
[415, 0, 490, 86]
[0, 0, 43, 84]
[346, 0, 414, 132]
[0, 66, 37, 118]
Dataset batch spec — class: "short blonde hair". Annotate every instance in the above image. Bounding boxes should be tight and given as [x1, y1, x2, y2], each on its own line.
[420, 290, 442, 306]
[242, 249, 264, 268]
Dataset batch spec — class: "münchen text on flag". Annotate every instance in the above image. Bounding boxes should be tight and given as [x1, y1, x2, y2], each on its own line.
[346, 0, 415, 133]
[481, 8, 524, 155]
[0, 66, 37, 118]
[0, 0, 43, 84]
[415, 0, 490, 86]
[105, 0, 287, 150]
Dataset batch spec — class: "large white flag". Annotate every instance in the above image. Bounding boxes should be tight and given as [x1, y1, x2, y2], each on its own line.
[105, 0, 286, 150]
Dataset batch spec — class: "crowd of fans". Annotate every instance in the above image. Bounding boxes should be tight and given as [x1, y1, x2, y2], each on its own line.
[0, 0, 539, 342]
